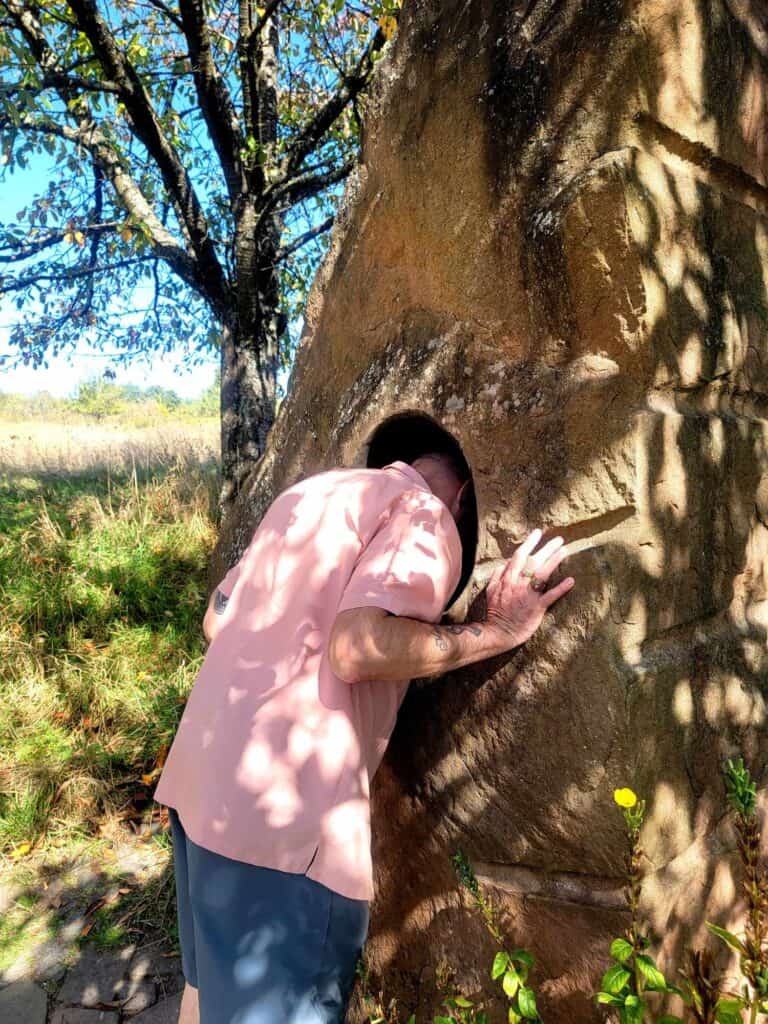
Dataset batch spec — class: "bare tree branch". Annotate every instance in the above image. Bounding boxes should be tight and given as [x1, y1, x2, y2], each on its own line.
[178, 0, 243, 203]
[0, 255, 149, 293]
[268, 158, 355, 210]
[64, 0, 230, 311]
[0, 1, 211, 301]
[274, 214, 334, 263]
[141, 0, 184, 32]
[0, 113, 203, 295]
[0, 221, 119, 263]
[0, 73, 121, 97]
[250, 0, 285, 41]
[278, 22, 390, 180]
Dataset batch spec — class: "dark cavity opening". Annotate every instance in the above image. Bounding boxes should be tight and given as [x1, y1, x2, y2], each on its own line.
[365, 412, 478, 608]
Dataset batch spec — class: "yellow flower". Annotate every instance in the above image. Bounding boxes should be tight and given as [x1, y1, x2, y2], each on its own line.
[613, 787, 638, 809]
[378, 15, 398, 40]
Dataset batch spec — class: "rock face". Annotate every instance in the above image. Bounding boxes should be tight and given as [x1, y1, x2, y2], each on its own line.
[214, 1, 768, 1020]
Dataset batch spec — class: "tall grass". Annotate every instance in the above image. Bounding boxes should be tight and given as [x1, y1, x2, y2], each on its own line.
[0, 455, 219, 853]
[0, 419, 219, 478]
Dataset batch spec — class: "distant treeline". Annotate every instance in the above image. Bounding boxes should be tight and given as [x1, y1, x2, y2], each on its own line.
[0, 374, 219, 425]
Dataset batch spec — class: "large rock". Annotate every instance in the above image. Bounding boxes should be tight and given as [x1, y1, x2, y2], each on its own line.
[214, 0, 768, 1020]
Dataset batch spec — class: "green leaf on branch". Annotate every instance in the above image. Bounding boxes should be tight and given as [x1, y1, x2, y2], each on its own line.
[619, 1001, 644, 1024]
[502, 968, 520, 998]
[492, 952, 510, 979]
[596, 992, 623, 1006]
[610, 938, 634, 964]
[508, 950, 535, 968]
[636, 954, 667, 991]
[517, 988, 537, 1019]
[706, 922, 748, 956]
[715, 999, 747, 1024]
[601, 964, 632, 995]
[453, 996, 473, 1008]
[724, 757, 757, 817]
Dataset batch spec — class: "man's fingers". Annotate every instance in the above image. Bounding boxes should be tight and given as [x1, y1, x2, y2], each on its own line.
[535, 545, 569, 583]
[486, 562, 507, 591]
[541, 576, 575, 608]
[509, 529, 542, 578]
[528, 536, 564, 572]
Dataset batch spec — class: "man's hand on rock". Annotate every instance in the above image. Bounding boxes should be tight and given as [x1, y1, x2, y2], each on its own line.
[484, 529, 575, 650]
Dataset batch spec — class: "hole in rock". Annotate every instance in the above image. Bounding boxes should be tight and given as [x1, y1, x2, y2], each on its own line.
[365, 412, 478, 607]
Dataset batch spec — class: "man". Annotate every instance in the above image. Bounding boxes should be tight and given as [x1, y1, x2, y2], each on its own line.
[154, 453, 574, 1024]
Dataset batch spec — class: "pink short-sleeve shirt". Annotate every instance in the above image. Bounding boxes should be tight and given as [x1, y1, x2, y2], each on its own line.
[154, 461, 462, 901]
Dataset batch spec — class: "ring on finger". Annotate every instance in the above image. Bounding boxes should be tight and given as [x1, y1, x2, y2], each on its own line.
[520, 566, 536, 578]
[529, 576, 547, 593]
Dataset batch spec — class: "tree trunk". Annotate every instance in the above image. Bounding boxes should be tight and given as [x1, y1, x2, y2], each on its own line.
[219, 210, 283, 514]
[219, 5, 282, 516]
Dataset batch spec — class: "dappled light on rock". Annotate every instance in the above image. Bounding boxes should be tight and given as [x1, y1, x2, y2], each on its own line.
[213, 0, 768, 1020]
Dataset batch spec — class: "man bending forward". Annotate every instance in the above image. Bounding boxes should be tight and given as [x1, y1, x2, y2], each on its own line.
[154, 454, 574, 1024]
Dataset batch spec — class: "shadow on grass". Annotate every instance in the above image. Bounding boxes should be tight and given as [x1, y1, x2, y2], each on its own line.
[0, 824, 182, 1004]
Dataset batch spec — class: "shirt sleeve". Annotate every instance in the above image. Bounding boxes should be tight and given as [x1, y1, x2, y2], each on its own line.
[336, 490, 462, 623]
[216, 558, 242, 599]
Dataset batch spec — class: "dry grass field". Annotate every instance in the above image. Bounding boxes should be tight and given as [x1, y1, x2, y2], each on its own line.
[0, 412, 221, 973]
[0, 418, 219, 478]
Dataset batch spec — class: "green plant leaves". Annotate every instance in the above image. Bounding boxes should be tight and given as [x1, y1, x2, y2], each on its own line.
[508, 950, 535, 968]
[517, 987, 537, 1018]
[706, 922, 748, 956]
[715, 998, 747, 1024]
[492, 952, 510, 980]
[635, 954, 667, 991]
[502, 968, 520, 999]
[724, 758, 757, 817]
[601, 964, 632, 995]
[610, 938, 634, 964]
[596, 992, 624, 1006]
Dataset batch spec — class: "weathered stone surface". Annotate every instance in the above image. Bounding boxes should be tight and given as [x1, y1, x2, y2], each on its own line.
[214, 0, 768, 1021]
[0, 981, 47, 1024]
[120, 981, 157, 1016]
[50, 1010, 119, 1024]
[57, 948, 133, 1009]
[129, 993, 182, 1024]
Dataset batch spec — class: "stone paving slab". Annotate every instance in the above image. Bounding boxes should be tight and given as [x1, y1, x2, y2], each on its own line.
[120, 981, 157, 1016]
[50, 1009, 120, 1024]
[130, 993, 182, 1024]
[0, 981, 47, 1024]
[57, 949, 134, 1009]
[126, 949, 181, 985]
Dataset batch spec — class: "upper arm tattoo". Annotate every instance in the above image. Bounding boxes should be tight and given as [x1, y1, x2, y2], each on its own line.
[213, 589, 230, 614]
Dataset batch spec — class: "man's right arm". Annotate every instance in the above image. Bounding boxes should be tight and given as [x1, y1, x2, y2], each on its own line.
[328, 529, 575, 684]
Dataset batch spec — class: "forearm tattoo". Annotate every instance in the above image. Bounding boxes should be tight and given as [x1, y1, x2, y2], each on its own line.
[431, 622, 483, 650]
[213, 589, 230, 614]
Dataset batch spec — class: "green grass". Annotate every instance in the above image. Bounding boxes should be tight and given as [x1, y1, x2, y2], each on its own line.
[0, 462, 219, 854]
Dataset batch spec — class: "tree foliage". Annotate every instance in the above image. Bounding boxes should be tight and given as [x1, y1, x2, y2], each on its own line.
[0, 0, 400, 501]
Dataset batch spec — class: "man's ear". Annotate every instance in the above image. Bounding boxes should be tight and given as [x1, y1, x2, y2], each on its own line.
[450, 479, 471, 520]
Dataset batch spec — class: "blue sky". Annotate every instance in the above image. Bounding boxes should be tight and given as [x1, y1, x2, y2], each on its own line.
[0, 153, 220, 398]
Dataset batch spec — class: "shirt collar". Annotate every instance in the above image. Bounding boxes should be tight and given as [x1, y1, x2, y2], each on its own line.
[385, 460, 433, 493]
